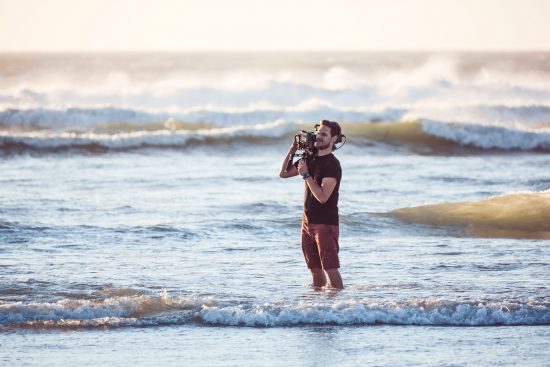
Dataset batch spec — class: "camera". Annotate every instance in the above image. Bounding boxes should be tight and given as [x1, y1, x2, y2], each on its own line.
[284, 123, 346, 173]
[283, 127, 318, 173]
[294, 130, 318, 158]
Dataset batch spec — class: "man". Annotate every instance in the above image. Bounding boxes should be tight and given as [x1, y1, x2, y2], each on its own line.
[279, 120, 344, 289]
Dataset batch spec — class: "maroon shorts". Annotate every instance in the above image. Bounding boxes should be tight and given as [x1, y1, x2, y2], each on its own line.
[301, 222, 340, 270]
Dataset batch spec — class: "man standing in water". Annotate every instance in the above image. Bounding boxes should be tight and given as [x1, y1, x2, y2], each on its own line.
[279, 120, 344, 289]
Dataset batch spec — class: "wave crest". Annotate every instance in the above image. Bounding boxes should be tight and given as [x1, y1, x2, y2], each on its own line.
[0, 106, 405, 130]
[1, 291, 549, 329]
[392, 190, 550, 239]
[0, 120, 299, 153]
[2, 113, 550, 154]
[348, 120, 550, 153]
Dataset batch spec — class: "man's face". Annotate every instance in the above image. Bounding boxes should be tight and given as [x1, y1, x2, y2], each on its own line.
[314, 125, 335, 150]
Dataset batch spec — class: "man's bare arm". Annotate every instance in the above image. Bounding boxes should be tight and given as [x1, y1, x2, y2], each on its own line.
[297, 159, 336, 203]
[304, 177, 337, 204]
[279, 146, 299, 178]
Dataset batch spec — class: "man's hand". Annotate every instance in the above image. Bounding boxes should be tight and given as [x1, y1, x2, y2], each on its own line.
[297, 160, 308, 176]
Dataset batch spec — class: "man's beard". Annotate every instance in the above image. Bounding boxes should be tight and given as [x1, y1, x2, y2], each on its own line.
[315, 141, 331, 150]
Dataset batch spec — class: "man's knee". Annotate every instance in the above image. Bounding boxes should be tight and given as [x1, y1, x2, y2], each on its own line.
[310, 268, 325, 276]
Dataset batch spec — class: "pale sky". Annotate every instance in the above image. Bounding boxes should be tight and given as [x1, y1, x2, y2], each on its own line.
[1, 0, 549, 52]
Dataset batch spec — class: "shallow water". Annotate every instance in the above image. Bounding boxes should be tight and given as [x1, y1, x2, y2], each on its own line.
[3, 325, 550, 367]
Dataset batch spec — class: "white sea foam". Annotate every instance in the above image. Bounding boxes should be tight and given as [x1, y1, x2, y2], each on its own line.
[0, 105, 406, 130]
[2, 103, 550, 134]
[405, 105, 550, 130]
[420, 119, 550, 150]
[201, 298, 550, 327]
[2, 51, 550, 153]
[2, 117, 550, 153]
[1, 293, 548, 328]
[0, 119, 300, 150]
[2, 53, 550, 117]
[0, 107, 161, 129]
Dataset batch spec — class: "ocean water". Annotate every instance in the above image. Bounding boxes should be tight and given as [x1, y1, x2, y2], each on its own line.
[1, 52, 549, 366]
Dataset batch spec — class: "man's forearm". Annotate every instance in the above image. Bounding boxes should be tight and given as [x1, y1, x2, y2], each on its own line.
[304, 177, 328, 204]
[279, 147, 297, 178]
[303, 174, 337, 204]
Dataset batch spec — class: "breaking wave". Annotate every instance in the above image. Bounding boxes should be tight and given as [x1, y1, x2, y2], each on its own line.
[1, 106, 550, 153]
[392, 190, 550, 239]
[0, 120, 300, 153]
[1, 291, 548, 329]
[344, 120, 550, 153]
[404, 105, 550, 129]
[2, 104, 550, 131]
[0, 105, 406, 130]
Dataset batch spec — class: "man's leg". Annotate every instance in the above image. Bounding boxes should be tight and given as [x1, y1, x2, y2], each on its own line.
[314, 224, 343, 289]
[302, 222, 326, 288]
[325, 268, 343, 289]
[310, 268, 327, 288]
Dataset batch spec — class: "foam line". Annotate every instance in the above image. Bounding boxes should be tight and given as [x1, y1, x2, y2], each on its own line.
[2, 293, 549, 329]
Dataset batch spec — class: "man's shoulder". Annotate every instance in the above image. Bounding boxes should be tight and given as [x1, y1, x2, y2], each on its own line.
[315, 153, 339, 161]
[326, 153, 341, 168]
[312, 153, 341, 171]
[319, 154, 341, 178]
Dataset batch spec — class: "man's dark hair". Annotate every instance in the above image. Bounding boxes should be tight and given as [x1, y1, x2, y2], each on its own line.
[320, 120, 343, 150]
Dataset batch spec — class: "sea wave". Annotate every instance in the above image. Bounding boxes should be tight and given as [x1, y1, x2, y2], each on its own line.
[0, 105, 405, 130]
[1, 118, 550, 154]
[0, 120, 300, 153]
[392, 190, 550, 239]
[3, 53, 550, 111]
[3, 104, 550, 132]
[1, 291, 548, 329]
[348, 119, 550, 153]
[404, 104, 550, 130]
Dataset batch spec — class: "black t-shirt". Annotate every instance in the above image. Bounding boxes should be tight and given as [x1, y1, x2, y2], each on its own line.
[299, 153, 342, 225]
